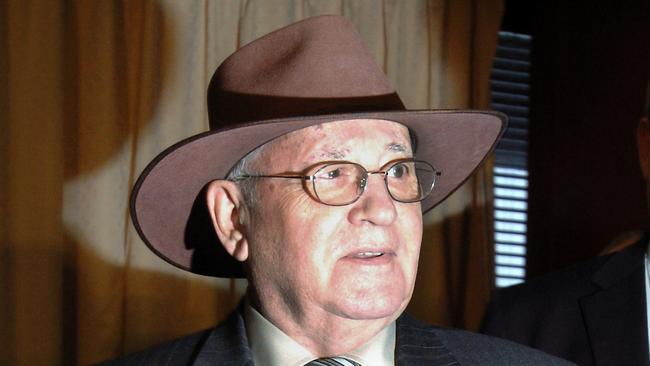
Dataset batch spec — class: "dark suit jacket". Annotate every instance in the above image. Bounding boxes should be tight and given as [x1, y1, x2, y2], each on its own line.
[100, 308, 572, 365]
[482, 238, 650, 366]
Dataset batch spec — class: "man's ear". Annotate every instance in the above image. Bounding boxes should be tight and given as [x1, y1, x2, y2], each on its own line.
[637, 117, 650, 180]
[205, 180, 249, 262]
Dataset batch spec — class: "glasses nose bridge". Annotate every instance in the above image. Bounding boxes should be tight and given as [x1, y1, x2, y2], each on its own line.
[359, 169, 391, 198]
[366, 169, 388, 182]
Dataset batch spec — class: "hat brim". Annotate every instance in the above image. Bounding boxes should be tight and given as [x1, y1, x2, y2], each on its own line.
[131, 110, 506, 277]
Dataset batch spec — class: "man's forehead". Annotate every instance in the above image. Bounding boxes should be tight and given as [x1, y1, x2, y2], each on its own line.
[275, 118, 410, 148]
[251, 119, 412, 169]
[311, 118, 407, 132]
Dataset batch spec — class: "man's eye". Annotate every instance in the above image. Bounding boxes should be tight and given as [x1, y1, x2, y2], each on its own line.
[324, 168, 341, 179]
[389, 164, 407, 178]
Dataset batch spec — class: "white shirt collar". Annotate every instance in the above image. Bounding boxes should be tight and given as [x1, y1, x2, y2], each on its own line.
[244, 300, 395, 366]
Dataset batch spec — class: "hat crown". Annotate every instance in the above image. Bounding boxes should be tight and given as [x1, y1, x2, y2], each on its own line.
[207, 16, 405, 128]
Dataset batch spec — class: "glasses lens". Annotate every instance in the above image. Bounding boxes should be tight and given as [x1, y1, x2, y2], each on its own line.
[313, 163, 365, 205]
[386, 160, 437, 202]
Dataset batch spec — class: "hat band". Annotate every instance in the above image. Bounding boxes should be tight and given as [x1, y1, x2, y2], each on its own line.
[208, 91, 406, 129]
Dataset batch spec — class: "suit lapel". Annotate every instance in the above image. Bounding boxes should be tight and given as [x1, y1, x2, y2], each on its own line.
[395, 314, 460, 366]
[579, 240, 650, 366]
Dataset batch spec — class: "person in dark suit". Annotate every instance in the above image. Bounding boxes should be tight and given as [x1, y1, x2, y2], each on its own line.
[102, 16, 572, 365]
[481, 81, 650, 366]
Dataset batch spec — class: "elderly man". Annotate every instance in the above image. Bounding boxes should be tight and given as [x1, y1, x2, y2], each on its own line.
[481, 80, 650, 366]
[105, 16, 571, 365]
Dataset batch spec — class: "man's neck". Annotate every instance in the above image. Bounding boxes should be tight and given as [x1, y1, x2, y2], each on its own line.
[248, 291, 401, 356]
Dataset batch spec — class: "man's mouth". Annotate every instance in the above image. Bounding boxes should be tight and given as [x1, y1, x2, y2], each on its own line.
[352, 251, 385, 259]
[343, 249, 395, 265]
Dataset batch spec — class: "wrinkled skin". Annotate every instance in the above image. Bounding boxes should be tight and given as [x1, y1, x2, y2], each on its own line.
[207, 119, 423, 355]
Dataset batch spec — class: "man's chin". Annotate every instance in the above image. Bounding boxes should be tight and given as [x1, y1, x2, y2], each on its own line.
[330, 297, 409, 322]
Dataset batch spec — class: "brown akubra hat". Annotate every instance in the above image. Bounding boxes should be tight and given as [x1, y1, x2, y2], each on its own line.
[131, 15, 506, 277]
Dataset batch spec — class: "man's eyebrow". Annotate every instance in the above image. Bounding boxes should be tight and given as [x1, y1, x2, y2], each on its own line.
[387, 142, 408, 153]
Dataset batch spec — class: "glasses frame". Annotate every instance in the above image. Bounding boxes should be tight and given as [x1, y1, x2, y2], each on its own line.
[232, 158, 441, 206]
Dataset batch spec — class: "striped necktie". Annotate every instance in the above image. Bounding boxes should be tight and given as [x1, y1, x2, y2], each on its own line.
[305, 357, 362, 366]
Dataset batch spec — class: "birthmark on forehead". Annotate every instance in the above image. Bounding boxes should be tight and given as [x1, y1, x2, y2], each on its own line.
[319, 147, 351, 160]
[314, 142, 409, 161]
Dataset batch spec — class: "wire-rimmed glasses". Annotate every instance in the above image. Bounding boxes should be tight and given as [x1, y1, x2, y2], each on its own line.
[233, 158, 440, 206]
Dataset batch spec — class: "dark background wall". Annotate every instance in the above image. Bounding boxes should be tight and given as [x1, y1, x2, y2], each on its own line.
[503, 0, 650, 277]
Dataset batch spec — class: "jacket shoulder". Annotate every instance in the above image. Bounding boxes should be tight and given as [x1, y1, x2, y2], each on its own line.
[96, 306, 252, 365]
[489, 255, 606, 308]
[437, 327, 575, 365]
[95, 328, 212, 366]
[398, 314, 575, 365]
[484, 239, 646, 321]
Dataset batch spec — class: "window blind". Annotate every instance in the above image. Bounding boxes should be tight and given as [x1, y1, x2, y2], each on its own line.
[491, 31, 531, 287]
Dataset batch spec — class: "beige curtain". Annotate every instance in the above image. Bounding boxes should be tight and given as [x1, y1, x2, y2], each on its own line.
[1, 1, 503, 364]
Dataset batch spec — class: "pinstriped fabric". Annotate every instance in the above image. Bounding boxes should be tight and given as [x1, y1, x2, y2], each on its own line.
[305, 356, 362, 366]
[395, 314, 460, 366]
[99, 308, 574, 365]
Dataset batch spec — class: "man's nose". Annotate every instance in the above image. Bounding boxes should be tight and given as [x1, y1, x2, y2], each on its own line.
[348, 173, 397, 225]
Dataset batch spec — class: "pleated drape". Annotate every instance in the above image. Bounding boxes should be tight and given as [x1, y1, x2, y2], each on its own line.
[0, 1, 503, 364]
